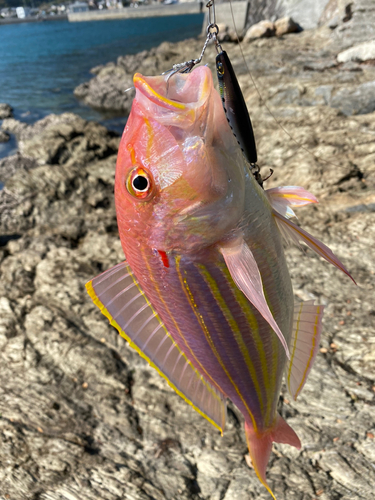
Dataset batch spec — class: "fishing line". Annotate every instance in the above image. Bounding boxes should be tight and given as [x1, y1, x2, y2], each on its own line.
[227, 0, 352, 172]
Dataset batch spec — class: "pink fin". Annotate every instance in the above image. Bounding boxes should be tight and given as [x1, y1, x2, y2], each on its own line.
[273, 210, 356, 284]
[220, 240, 290, 358]
[286, 301, 324, 400]
[245, 416, 301, 499]
[266, 186, 318, 219]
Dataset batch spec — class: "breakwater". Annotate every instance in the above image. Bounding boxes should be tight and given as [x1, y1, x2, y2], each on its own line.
[68, 3, 202, 22]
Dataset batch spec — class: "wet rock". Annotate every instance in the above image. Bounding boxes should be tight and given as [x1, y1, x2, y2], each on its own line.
[0, 103, 13, 119]
[274, 16, 301, 36]
[1, 118, 28, 137]
[0, 130, 10, 143]
[337, 40, 375, 63]
[243, 20, 275, 41]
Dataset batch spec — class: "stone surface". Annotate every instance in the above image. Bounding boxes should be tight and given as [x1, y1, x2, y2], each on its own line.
[337, 40, 375, 63]
[1, 117, 28, 137]
[244, 20, 276, 41]
[0, 130, 10, 143]
[275, 0, 331, 29]
[0, 103, 13, 119]
[1, 10, 375, 500]
[274, 16, 301, 36]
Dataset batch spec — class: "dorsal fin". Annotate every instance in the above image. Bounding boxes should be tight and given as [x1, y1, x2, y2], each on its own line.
[86, 261, 226, 433]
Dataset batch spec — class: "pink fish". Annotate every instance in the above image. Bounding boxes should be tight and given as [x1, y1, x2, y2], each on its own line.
[86, 66, 353, 498]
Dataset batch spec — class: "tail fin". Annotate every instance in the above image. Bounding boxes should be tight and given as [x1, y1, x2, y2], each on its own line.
[245, 416, 301, 499]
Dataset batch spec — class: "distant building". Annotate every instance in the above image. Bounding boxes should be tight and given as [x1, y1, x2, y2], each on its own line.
[16, 6, 31, 18]
[70, 1, 89, 13]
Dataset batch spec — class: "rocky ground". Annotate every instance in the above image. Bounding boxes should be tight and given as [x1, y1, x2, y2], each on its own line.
[1, 2, 375, 499]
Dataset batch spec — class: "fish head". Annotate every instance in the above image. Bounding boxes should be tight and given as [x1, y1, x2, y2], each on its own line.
[115, 66, 247, 254]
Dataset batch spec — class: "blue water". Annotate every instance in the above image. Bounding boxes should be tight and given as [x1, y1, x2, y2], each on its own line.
[0, 15, 203, 142]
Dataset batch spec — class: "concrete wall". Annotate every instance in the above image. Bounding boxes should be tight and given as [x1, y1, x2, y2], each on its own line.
[68, 3, 201, 22]
[202, 1, 249, 33]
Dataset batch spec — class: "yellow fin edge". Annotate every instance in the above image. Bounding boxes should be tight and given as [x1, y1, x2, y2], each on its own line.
[85, 279, 224, 435]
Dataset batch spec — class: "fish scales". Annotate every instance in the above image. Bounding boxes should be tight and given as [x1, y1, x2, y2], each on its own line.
[87, 65, 353, 499]
[120, 204, 292, 432]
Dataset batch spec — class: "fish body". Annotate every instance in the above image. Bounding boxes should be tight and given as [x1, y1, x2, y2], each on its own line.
[87, 65, 353, 499]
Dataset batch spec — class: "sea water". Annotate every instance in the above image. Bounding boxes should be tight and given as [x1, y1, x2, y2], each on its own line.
[0, 14, 203, 159]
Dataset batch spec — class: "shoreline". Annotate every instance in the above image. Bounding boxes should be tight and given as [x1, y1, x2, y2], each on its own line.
[0, 14, 67, 25]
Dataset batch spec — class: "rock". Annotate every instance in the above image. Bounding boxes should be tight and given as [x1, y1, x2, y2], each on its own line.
[0, 153, 38, 184]
[217, 24, 241, 43]
[330, 80, 375, 115]
[1, 15, 375, 500]
[0, 103, 13, 119]
[243, 20, 275, 41]
[337, 40, 375, 63]
[274, 16, 301, 36]
[16, 113, 120, 166]
[1, 118, 28, 137]
[74, 41, 183, 114]
[0, 130, 10, 143]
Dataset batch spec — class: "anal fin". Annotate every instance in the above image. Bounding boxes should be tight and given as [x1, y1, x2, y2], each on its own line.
[286, 300, 324, 400]
[86, 261, 226, 433]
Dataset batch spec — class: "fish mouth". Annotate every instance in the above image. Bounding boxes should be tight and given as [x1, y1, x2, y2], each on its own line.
[133, 66, 213, 114]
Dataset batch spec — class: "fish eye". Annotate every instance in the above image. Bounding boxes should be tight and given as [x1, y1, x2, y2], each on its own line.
[217, 62, 224, 75]
[132, 175, 148, 192]
[126, 167, 154, 200]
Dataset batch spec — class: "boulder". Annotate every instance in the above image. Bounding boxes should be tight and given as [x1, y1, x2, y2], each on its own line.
[16, 113, 120, 166]
[74, 41, 184, 114]
[217, 24, 241, 43]
[337, 40, 375, 63]
[0, 153, 38, 184]
[0, 130, 10, 143]
[1, 118, 28, 138]
[243, 20, 275, 41]
[275, 16, 301, 36]
[0, 103, 13, 120]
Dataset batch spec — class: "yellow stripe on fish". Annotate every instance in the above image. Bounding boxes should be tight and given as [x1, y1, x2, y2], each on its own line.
[196, 263, 265, 414]
[175, 256, 258, 432]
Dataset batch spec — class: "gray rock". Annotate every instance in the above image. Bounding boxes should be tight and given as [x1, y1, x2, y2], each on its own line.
[243, 20, 276, 41]
[274, 16, 301, 36]
[331, 80, 375, 115]
[17, 113, 120, 166]
[337, 40, 375, 63]
[74, 41, 183, 114]
[0, 130, 10, 143]
[275, 0, 331, 29]
[1, 118, 28, 137]
[0, 153, 38, 183]
[0, 103, 13, 119]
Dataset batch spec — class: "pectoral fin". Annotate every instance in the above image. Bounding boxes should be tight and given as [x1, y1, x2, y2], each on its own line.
[286, 300, 324, 400]
[273, 210, 355, 283]
[220, 240, 290, 358]
[86, 262, 226, 433]
[266, 186, 318, 218]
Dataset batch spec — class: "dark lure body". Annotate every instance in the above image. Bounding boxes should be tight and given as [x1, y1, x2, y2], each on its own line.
[216, 50, 258, 166]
